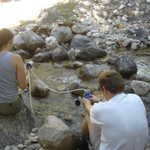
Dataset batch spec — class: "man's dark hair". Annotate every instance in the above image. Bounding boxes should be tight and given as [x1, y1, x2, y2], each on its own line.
[0, 28, 14, 50]
[98, 70, 124, 94]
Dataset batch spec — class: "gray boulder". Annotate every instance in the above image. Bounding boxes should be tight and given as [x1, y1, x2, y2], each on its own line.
[114, 56, 137, 79]
[51, 26, 73, 43]
[38, 115, 76, 150]
[45, 36, 58, 49]
[52, 47, 68, 62]
[33, 52, 52, 63]
[136, 61, 150, 82]
[131, 80, 150, 96]
[70, 35, 107, 61]
[31, 79, 49, 98]
[77, 64, 110, 80]
[13, 31, 45, 51]
[13, 50, 32, 59]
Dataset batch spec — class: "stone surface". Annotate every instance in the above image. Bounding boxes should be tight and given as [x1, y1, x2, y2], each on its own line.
[72, 23, 90, 34]
[13, 50, 32, 59]
[45, 36, 58, 50]
[70, 35, 107, 61]
[131, 80, 150, 96]
[13, 31, 45, 51]
[114, 55, 137, 79]
[33, 52, 52, 63]
[38, 115, 76, 150]
[51, 26, 73, 43]
[52, 47, 68, 62]
[31, 79, 49, 98]
[77, 64, 110, 80]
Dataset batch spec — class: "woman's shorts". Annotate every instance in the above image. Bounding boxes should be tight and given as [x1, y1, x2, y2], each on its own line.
[0, 95, 22, 115]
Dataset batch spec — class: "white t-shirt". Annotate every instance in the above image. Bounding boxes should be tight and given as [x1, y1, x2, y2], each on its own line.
[90, 93, 149, 150]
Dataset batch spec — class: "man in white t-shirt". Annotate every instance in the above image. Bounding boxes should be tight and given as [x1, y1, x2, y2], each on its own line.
[81, 70, 149, 150]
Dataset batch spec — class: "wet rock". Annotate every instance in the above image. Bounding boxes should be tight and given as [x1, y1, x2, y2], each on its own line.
[0, 108, 35, 148]
[45, 36, 58, 49]
[13, 31, 45, 51]
[70, 35, 107, 61]
[38, 115, 76, 150]
[72, 23, 90, 34]
[131, 80, 150, 96]
[14, 50, 32, 59]
[51, 26, 73, 43]
[31, 79, 49, 98]
[33, 52, 52, 63]
[77, 64, 110, 80]
[52, 47, 68, 62]
[114, 56, 137, 79]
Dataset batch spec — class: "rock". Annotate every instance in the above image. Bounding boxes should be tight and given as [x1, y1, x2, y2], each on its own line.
[77, 64, 110, 80]
[52, 47, 68, 62]
[4, 146, 19, 150]
[51, 26, 73, 43]
[136, 60, 150, 82]
[13, 31, 45, 52]
[17, 144, 25, 149]
[70, 35, 107, 61]
[0, 107, 34, 148]
[45, 36, 58, 49]
[131, 80, 150, 96]
[33, 52, 52, 63]
[72, 23, 90, 34]
[131, 40, 140, 50]
[31, 128, 38, 133]
[38, 115, 76, 150]
[13, 50, 32, 59]
[31, 79, 49, 98]
[114, 56, 137, 79]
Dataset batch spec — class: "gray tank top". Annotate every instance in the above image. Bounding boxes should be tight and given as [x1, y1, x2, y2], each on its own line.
[0, 52, 18, 103]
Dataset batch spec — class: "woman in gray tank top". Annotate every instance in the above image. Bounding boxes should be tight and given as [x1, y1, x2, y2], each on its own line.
[0, 28, 27, 115]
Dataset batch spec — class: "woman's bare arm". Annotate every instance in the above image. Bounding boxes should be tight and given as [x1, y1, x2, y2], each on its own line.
[12, 54, 28, 90]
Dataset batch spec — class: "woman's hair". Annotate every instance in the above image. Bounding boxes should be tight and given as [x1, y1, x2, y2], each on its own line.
[98, 70, 124, 94]
[0, 28, 14, 50]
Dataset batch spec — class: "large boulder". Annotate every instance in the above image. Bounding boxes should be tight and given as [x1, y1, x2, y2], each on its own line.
[0, 107, 35, 148]
[131, 80, 150, 96]
[33, 52, 52, 63]
[51, 26, 73, 43]
[31, 79, 49, 98]
[13, 31, 45, 52]
[52, 47, 68, 62]
[38, 115, 76, 150]
[77, 64, 110, 80]
[114, 55, 137, 79]
[70, 35, 107, 61]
